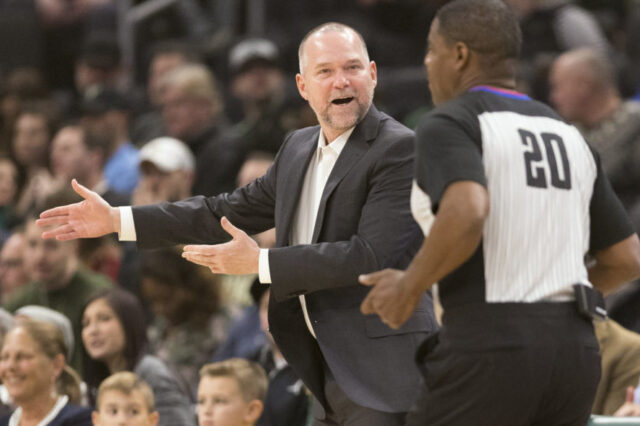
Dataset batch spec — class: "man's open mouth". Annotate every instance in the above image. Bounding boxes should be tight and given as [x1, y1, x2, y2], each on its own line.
[332, 97, 354, 105]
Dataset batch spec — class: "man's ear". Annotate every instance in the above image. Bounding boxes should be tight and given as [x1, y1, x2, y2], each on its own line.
[92, 411, 101, 426]
[369, 61, 378, 88]
[454, 41, 471, 72]
[244, 400, 264, 423]
[296, 74, 308, 101]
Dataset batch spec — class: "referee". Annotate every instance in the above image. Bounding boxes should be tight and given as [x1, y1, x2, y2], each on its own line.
[360, 0, 640, 425]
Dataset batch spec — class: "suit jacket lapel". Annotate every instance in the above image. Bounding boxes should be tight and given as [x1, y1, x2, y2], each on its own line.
[277, 129, 319, 247]
[311, 106, 382, 243]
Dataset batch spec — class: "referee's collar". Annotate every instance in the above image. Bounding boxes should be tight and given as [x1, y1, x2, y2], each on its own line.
[469, 85, 530, 101]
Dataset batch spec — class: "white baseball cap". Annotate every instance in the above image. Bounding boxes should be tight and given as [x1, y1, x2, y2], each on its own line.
[139, 137, 195, 173]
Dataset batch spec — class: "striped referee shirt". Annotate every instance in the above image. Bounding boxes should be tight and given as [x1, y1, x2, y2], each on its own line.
[412, 86, 634, 310]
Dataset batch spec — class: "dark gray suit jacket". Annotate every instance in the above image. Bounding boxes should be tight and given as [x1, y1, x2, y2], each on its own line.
[133, 105, 438, 413]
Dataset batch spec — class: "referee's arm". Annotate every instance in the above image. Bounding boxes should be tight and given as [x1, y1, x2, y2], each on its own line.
[586, 146, 640, 295]
[360, 180, 488, 328]
[588, 234, 640, 296]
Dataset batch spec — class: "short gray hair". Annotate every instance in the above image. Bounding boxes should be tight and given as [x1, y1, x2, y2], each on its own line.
[297, 22, 369, 74]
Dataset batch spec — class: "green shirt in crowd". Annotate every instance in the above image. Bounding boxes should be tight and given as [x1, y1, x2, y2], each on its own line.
[3, 267, 112, 373]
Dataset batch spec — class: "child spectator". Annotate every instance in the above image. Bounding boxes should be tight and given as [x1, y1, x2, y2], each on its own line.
[92, 371, 159, 426]
[198, 359, 267, 426]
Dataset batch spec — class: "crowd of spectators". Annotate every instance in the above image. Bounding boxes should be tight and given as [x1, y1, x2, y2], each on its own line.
[0, 0, 638, 424]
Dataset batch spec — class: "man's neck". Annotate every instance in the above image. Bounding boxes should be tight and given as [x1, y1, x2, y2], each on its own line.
[460, 75, 517, 96]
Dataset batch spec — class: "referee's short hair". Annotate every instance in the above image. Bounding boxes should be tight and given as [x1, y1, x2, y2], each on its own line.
[435, 0, 522, 67]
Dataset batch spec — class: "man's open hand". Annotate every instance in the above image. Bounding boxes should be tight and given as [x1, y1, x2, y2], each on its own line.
[182, 217, 260, 275]
[36, 179, 118, 240]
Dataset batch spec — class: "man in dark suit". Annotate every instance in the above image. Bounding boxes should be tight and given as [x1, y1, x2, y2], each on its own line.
[37, 23, 437, 425]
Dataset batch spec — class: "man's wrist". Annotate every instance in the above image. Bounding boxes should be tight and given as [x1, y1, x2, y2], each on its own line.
[110, 207, 121, 234]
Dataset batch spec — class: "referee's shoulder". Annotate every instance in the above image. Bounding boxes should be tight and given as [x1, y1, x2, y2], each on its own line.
[416, 95, 475, 136]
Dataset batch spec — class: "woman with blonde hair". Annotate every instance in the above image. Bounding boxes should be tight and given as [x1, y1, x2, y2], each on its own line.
[0, 318, 91, 425]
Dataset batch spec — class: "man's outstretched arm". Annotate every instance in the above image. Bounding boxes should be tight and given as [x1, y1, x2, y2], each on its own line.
[37, 179, 121, 240]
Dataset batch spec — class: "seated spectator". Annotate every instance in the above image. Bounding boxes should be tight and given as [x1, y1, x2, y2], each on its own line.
[4, 189, 112, 372]
[227, 38, 303, 156]
[0, 231, 30, 301]
[0, 318, 92, 425]
[141, 248, 233, 391]
[130, 40, 202, 146]
[75, 33, 122, 100]
[159, 64, 243, 196]
[0, 68, 49, 151]
[592, 319, 640, 415]
[250, 288, 309, 426]
[197, 359, 267, 426]
[133, 137, 195, 205]
[51, 121, 130, 284]
[51, 124, 129, 207]
[15, 305, 75, 363]
[81, 88, 139, 196]
[92, 371, 159, 426]
[81, 288, 195, 426]
[10, 104, 59, 219]
[0, 156, 20, 236]
[550, 48, 640, 219]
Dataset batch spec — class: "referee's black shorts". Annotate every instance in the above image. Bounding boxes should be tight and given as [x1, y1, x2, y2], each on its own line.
[406, 302, 601, 426]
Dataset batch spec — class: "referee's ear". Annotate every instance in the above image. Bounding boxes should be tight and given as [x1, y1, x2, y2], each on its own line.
[453, 41, 472, 73]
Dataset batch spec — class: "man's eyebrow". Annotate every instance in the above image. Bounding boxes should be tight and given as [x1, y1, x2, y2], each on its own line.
[313, 58, 363, 69]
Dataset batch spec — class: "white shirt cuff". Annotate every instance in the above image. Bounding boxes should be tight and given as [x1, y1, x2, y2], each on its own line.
[118, 206, 137, 241]
[258, 249, 272, 284]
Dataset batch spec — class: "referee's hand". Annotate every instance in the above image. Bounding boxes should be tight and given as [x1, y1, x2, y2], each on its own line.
[359, 269, 422, 329]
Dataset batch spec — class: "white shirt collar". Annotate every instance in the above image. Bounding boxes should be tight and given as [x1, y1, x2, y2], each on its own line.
[317, 127, 355, 157]
[9, 395, 69, 426]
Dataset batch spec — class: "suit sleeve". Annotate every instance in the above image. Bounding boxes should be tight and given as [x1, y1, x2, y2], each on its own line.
[267, 130, 423, 301]
[131, 134, 287, 248]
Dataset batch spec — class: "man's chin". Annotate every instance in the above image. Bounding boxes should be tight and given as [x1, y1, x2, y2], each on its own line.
[326, 113, 361, 131]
